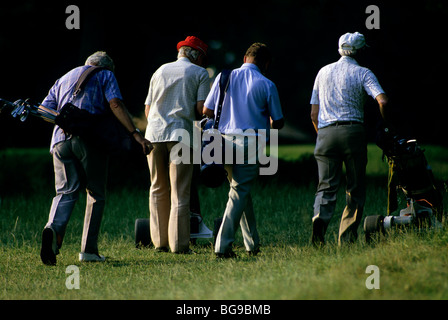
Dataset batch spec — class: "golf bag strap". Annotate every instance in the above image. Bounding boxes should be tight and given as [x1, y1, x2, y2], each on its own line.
[213, 69, 231, 130]
[72, 66, 105, 99]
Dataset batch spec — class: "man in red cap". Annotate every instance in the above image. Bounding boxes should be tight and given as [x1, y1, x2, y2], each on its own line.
[177, 36, 208, 66]
[144, 36, 210, 253]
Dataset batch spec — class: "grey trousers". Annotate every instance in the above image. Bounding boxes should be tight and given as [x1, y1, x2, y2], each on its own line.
[313, 123, 367, 245]
[45, 136, 108, 254]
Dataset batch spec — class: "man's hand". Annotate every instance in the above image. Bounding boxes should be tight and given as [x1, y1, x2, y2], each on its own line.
[109, 98, 153, 155]
[202, 106, 214, 119]
[271, 117, 284, 130]
[133, 132, 153, 155]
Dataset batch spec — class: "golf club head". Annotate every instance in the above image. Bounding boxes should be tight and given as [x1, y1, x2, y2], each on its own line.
[10, 100, 30, 122]
[10, 100, 25, 118]
[19, 109, 30, 122]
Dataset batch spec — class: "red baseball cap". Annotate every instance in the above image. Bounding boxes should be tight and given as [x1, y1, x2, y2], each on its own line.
[177, 36, 208, 56]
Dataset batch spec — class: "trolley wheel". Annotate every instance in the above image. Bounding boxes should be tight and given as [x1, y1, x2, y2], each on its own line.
[364, 215, 385, 243]
[135, 218, 151, 248]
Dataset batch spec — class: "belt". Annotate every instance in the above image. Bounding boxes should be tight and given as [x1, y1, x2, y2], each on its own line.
[328, 121, 363, 127]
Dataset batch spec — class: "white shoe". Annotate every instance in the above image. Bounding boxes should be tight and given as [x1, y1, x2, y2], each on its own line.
[79, 252, 105, 262]
[190, 220, 214, 239]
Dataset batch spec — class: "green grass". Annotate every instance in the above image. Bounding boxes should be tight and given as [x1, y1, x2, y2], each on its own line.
[1, 144, 447, 300]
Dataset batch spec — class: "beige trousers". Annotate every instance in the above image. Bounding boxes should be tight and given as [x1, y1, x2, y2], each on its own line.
[147, 142, 193, 253]
[214, 136, 261, 254]
[214, 163, 260, 254]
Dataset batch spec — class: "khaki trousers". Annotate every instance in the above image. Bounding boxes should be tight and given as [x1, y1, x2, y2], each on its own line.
[214, 137, 260, 254]
[313, 123, 367, 245]
[147, 142, 193, 253]
[214, 163, 260, 254]
[46, 136, 108, 254]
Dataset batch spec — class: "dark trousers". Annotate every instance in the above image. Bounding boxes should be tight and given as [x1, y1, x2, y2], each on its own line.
[313, 123, 367, 245]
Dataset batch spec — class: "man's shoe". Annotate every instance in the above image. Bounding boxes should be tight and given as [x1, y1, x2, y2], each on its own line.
[174, 248, 195, 254]
[216, 251, 237, 259]
[79, 252, 105, 262]
[247, 247, 260, 256]
[40, 227, 57, 266]
[311, 218, 326, 247]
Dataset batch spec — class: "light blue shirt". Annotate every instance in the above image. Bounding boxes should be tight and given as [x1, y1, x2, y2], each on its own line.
[205, 63, 283, 138]
[42, 66, 122, 152]
[310, 56, 385, 129]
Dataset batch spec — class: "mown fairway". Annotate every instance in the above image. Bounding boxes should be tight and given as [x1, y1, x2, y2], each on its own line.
[1, 145, 447, 300]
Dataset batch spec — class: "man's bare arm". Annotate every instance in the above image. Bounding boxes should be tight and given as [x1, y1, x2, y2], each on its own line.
[311, 104, 319, 133]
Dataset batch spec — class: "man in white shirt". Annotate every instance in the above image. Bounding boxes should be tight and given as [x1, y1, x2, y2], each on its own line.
[145, 36, 210, 253]
[310, 32, 389, 246]
[204, 43, 284, 258]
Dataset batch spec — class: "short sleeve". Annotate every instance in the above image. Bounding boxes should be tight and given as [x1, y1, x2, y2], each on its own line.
[267, 82, 283, 121]
[204, 73, 221, 111]
[310, 72, 320, 105]
[41, 80, 59, 110]
[197, 69, 211, 101]
[363, 70, 385, 99]
[102, 70, 123, 102]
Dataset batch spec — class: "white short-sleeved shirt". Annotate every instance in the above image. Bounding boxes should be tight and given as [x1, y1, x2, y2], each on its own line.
[145, 57, 210, 143]
[310, 56, 385, 129]
[205, 63, 283, 138]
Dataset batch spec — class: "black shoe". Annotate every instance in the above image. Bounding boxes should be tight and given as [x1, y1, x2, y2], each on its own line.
[247, 248, 260, 256]
[40, 227, 57, 266]
[175, 249, 194, 254]
[155, 247, 169, 253]
[216, 251, 237, 259]
[311, 218, 326, 247]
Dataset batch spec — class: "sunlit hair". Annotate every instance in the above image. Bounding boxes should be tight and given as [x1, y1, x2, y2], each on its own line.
[178, 46, 200, 61]
[245, 43, 271, 68]
[338, 48, 357, 57]
[85, 51, 115, 72]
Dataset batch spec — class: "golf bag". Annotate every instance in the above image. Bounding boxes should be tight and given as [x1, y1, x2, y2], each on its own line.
[1, 66, 140, 156]
[200, 69, 232, 188]
[364, 125, 444, 242]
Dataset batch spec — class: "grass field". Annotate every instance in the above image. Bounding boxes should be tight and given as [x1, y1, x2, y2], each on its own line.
[1, 144, 448, 301]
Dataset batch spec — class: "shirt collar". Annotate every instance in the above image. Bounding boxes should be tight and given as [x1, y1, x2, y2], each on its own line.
[339, 56, 359, 66]
[178, 57, 192, 63]
[241, 62, 261, 72]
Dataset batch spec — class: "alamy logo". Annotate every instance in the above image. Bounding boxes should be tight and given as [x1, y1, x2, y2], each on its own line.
[66, 5, 80, 30]
[168, 121, 279, 176]
[65, 265, 80, 290]
[365, 265, 380, 290]
[365, 5, 380, 30]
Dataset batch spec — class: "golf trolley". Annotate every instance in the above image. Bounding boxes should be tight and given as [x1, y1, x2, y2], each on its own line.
[363, 126, 444, 242]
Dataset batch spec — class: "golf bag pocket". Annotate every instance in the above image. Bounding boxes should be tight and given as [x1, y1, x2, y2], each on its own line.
[200, 118, 227, 188]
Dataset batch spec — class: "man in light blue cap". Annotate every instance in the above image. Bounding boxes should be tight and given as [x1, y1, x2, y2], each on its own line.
[309, 32, 390, 246]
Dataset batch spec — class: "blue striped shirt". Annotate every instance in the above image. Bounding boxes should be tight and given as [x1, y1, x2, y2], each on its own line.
[41, 65, 122, 152]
